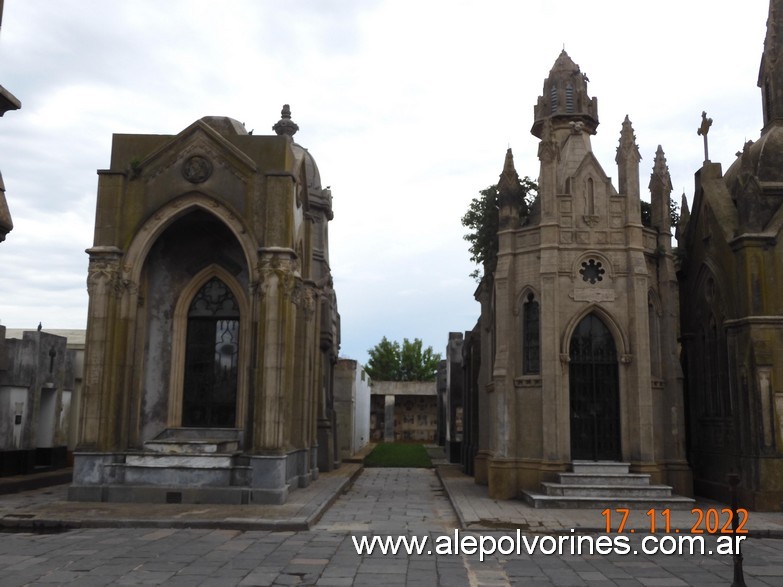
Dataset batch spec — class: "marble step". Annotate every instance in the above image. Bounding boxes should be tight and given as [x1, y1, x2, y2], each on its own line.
[144, 438, 240, 454]
[125, 453, 235, 468]
[521, 492, 695, 510]
[540, 482, 672, 498]
[571, 461, 631, 475]
[558, 473, 651, 486]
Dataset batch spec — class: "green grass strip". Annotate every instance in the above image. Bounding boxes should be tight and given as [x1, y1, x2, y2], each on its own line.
[364, 443, 433, 468]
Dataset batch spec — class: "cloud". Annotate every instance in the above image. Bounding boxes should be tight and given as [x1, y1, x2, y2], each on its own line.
[0, 0, 771, 365]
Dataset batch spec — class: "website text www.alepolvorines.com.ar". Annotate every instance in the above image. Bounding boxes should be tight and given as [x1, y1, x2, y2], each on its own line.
[352, 529, 747, 562]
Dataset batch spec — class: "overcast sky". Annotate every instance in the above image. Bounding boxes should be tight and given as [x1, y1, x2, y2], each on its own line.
[0, 0, 771, 364]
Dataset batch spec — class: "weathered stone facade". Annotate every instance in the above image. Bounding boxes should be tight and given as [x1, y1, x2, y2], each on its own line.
[473, 52, 691, 500]
[70, 107, 340, 504]
[0, 329, 76, 475]
[677, 0, 783, 511]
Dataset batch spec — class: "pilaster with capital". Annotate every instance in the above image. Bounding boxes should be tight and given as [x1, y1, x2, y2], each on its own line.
[80, 246, 126, 450]
[252, 247, 300, 453]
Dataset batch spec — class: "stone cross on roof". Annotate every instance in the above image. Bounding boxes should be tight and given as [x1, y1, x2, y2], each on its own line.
[697, 110, 713, 163]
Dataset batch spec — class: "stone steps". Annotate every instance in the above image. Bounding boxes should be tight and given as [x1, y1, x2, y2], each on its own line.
[106, 428, 249, 488]
[521, 461, 695, 510]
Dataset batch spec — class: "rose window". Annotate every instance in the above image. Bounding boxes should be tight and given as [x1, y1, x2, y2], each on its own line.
[580, 259, 605, 284]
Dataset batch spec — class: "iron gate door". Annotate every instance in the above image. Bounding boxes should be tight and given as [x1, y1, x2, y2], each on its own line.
[569, 314, 620, 460]
[182, 277, 239, 428]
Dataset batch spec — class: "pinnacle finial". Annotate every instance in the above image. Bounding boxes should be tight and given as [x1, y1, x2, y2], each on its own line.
[499, 148, 521, 192]
[497, 148, 525, 226]
[272, 104, 299, 137]
[616, 115, 641, 164]
[652, 145, 672, 186]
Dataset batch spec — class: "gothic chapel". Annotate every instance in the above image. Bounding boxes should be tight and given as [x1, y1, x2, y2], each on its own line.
[69, 107, 340, 504]
[474, 51, 693, 502]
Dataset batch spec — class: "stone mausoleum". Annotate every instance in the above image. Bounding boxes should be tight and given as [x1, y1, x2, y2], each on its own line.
[677, 0, 783, 510]
[470, 51, 692, 502]
[69, 107, 340, 504]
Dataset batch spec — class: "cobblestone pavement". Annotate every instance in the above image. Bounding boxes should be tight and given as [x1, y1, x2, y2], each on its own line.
[2, 468, 783, 585]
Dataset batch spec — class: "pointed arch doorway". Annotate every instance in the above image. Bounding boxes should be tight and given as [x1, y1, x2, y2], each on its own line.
[569, 313, 621, 460]
[182, 276, 240, 427]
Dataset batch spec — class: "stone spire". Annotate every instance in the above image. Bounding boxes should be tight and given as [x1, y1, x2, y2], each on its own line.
[272, 104, 299, 137]
[497, 148, 525, 228]
[649, 145, 673, 232]
[758, 0, 783, 129]
[531, 50, 599, 140]
[615, 116, 641, 207]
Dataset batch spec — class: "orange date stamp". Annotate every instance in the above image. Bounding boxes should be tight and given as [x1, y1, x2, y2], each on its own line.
[601, 507, 749, 534]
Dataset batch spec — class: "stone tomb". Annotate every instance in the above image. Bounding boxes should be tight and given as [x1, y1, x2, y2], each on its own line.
[69, 108, 340, 504]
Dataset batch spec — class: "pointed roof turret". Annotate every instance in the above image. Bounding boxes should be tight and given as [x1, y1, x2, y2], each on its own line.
[649, 145, 673, 192]
[497, 148, 526, 227]
[616, 115, 641, 163]
[532, 50, 599, 139]
[758, 0, 783, 129]
[498, 148, 521, 194]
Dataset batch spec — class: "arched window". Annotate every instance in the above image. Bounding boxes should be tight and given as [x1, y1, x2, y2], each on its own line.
[182, 277, 240, 427]
[522, 293, 540, 374]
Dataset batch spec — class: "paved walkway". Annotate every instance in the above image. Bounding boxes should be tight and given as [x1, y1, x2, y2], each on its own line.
[1, 468, 783, 585]
[2, 457, 783, 585]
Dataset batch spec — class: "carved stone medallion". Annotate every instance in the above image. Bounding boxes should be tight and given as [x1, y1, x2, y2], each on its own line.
[182, 155, 213, 183]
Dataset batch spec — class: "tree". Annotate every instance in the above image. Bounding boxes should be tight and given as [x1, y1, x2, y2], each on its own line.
[366, 337, 441, 381]
[461, 179, 537, 281]
[399, 338, 441, 381]
[365, 336, 400, 381]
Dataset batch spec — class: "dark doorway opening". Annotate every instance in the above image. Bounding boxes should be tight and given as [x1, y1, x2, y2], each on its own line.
[569, 314, 620, 461]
